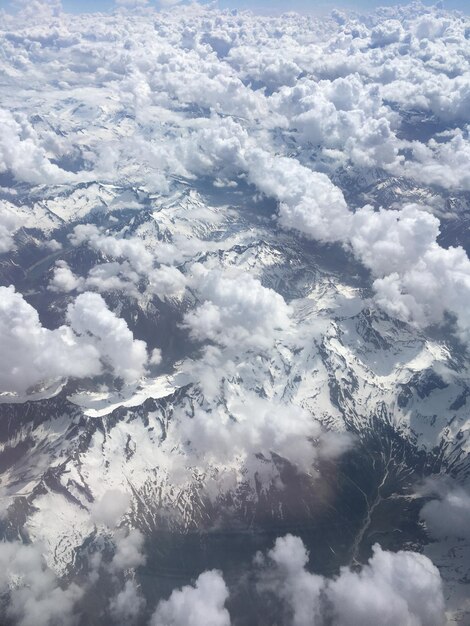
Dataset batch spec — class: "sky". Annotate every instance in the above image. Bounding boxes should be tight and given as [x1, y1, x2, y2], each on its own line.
[0, 0, 469, 15]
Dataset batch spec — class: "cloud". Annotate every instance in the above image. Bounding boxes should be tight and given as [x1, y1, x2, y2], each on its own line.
[110, 528, 146, 572]
[0, 202, 21, 253]
[91, 489, 131, 528]
[176, 392, 344, 476]
[420, 480, 470, 541]
[49, 260, 85, 292]
[370, 19, 404, 47]
[256, 534, 324, 626]
[400, 129, 470, 191]
[256, 535, 446, 626]
[0, 109, 74, 185]
[157, 0, 184, 7]
[149, 570, 230, 626]
[184, 264, 292, 351]
[67, 226, 186, 300]
[0, 285, 101, 396]
[0, 286, 150, 397]
[209, 126, 470, 346]
[2, 2, 470, 621]
[109, 579, 146, 624]
[150, 535, 445, 626]
[326, 544, 445, 626]
[0, 531, 146, 625]
[9, 0, 62, 21]
[0, 540, 82, 626]
[67, 292, 149, 384]
[115, 0, 148, 6]
[348, 204, 440, 278]
[243, 147, 352, 244]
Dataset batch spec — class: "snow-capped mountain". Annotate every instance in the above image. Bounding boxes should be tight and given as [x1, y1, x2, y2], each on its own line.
[1, 1, 470, 624]
[1, 179, 469, 623]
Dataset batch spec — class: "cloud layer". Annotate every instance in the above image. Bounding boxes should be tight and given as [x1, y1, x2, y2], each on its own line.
[1, 1, 470, 624]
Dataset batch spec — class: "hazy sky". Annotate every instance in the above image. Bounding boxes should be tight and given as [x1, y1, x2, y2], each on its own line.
[1, 0, 469, 15]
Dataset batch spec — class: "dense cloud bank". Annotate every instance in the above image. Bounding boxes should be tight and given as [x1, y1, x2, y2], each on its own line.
[1, 0, 470, 624]
[2, 0, 470, 370]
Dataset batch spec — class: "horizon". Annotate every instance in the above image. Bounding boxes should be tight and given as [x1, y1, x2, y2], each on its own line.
[1, 0, 469, 16]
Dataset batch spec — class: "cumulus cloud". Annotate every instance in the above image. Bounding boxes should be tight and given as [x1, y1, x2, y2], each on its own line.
[0, 203, 21, 253]
[243, 148, 352, 244]
[110, 528, 146, 572]
[0, 285, 101, 396]
[0, 532, 146, 625]
[348, 204, 440, 278]
[420, 480, 470, 540]
[326, 544, 445, 626]
[176, 393, 339, 476]
[10, 0, 62, 21]
[256, 534, 324, 626]
[115, 0, 148, 7]
[3, 0, 470, 358]
[151, 536, 445, 626]
[207, 127, 470, 345]
[370, 19, 404, 46]
[0, 109, 74, 185]
[66, 225, 186, 299]
[0, 286, 150, 397]
[401, 129, 470, 191]
[0, 540, 82, 626]
[256, 535, 446, 626]
[153, 106, 470, 347]
[184, 264, 292, 350]
[49, 260, 85, 292]
[67, 292, 149, 383]
[91, 489, 131, 527]
[149, 570, 230, 626]
[109, 579, 146, 624]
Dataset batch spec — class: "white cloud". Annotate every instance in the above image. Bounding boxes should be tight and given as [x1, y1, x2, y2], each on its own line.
[257, 534, 324, 626]
[67, 292, 149, 384]
[400, 129, 470, 191]
[9, 0, 62, 21]
[149, 570, 230, 626]
[0, 286, 150, 397]
[49, 260, 85, 292]
[348, 204, 440, 278]
[50, 259, 141, 297]
[0, 202, 21, 253]
[256, 535, 446, 626]
[327, 544, 445, 626]
[177, 393, 336, 475]
[2, 3, 470, 621]
[109, 579, 146, 624]
[115, 0, 148, 6]
[420, 480, 470, 540]
[110, 528, 146, 572]
[0, 285, 101, 396]
[0, 540, 82, 626]
[0, 109, 74, 185]
[67, 225, 186, 299]
[243, 147, 352, 244]
[370, 19, 404, 46]
[91, 489, 131, 527]
[184, 265, 292, 350]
